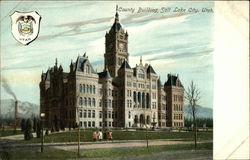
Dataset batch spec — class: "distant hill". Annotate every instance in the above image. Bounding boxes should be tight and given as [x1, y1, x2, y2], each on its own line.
[0, 99, 39, 119]
[184, 104, 213, 119]
[0, 99, 212, 120]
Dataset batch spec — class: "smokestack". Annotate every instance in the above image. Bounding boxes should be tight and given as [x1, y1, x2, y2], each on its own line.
[14, 101, 18, 132]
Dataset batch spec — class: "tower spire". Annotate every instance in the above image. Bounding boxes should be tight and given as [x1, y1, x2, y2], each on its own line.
[55, 58, 58, 66]
[115, 5, 119, 22]
[140, 56, 142, 64]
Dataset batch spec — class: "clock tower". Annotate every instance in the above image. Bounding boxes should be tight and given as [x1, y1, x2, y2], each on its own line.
[104, 6, 129, 78]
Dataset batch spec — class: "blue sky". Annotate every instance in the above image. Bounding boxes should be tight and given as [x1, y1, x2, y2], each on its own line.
[0, 1, 214, 108]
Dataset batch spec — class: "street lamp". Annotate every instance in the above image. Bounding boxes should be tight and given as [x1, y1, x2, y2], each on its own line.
[40, 112, 45, 153]
[144, 106, 148, 148]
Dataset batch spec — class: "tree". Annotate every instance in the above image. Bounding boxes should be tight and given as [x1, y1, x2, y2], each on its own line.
[185, 81, 201, 148]
[21, 119, 26, 132]
[24, 119, 33, 140]
[33, 117, 37, 132]
[36, 120, 41, 138]
[60, 120, 65, 131]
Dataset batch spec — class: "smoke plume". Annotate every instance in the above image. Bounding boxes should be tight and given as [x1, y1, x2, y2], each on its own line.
[1, 77, 17, 101]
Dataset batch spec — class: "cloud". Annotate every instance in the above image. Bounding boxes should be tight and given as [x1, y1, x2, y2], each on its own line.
[1, 65, 43, 71]
[35, 11, 189, 42]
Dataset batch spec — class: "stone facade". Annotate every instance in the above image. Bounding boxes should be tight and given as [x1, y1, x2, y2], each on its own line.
[39, 10, 184, 129]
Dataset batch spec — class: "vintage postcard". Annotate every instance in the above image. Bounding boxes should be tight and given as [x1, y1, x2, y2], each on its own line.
[0, 1, 248, 160]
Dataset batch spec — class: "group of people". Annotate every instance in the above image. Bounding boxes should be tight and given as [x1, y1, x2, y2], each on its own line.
[92, 130, 113, 141]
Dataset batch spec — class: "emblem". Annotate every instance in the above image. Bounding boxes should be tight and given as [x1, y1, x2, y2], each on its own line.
[11, 11, 41, 45]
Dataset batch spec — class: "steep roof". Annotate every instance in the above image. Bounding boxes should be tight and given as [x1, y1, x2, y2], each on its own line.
[111, 21, 122, 32]
[147, 65, 156, 74]
[74, 56, 96, 74]
[120, 60, 131, 69]
[98, 69, 111, 79]
[164, 74, 183, 87]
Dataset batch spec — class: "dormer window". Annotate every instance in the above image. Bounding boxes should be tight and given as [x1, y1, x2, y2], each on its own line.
[138, 69, 145, 79]
[86, 64, 90, 73]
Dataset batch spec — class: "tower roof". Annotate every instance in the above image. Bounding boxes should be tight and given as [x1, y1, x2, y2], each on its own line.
[110, 5, 122, 32]
[98, 68, 111, 79]
[147, 65, 156, 74]
[164, 74, 183, 87]
[120, 59, 131, 69]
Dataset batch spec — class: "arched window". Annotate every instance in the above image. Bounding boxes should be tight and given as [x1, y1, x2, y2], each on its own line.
[128, 111, 131, 119]
[87, 85, 89, 93]
[93, 86, 96, 94]
[133, 91, 137, 103]
[92, 98, 96, 107]
[84, 97, 87, 106]
[79, 97, 83, 105]
[90, 85, 92, 94]
[88, 98, 91, 106]
[80, 84, 82, 93]
[83, 84, 86, 93]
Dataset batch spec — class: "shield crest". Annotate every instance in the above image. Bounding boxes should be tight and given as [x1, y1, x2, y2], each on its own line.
[11, 11, 41, 45]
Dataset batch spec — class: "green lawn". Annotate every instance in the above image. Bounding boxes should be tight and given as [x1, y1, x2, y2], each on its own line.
[10, 142, 213, 160]
[20, 129, 213, 143]
[0, 129, 22, 137]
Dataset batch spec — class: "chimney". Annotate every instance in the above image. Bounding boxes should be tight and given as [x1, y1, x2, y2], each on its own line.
[14, 101, 18, 132]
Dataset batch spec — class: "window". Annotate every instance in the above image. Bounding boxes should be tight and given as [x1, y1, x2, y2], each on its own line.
[84, 97, 87, 106]
[88, 98, 91, 106]
[87, 85, 89, 93]
[93, 86, 96, 94]
[112, 111, 114, 118]
[80, 84, 82, 93]
[92, 110, 95, 118]
[99, 122, 102, 127]
[92, 121, 95, 127]
[86, 65, 90, 73]
[83, 110, 87, 118]
[105, 111, 107, 118]
[92, 98, 96, 107]
[88, 110, 91, 118]
[109, 99, 111, 108]
[108, 111, 111, 118]
[128, 111, 131, 119]
[83, 84, 85, 93]
[88, 121, 91, 127]
[90, 85, 92, 94]
[80, 110, 82, 118]
[99, 111, 102, 118]
[79, 97, 83, 105]
[84, 121, 87, 128]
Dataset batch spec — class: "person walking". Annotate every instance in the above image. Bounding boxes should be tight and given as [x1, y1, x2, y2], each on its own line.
[108, 131, 113, 141]
[98, 130, 103, 141]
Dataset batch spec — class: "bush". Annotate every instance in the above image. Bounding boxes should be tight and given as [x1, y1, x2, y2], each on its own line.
[36, 120, 41, 138]
[21, 119, 25, 132]
[33, 118, 37, 132]
[24, 119, 33, 140]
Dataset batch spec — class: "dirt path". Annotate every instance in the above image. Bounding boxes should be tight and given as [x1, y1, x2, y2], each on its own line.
[51, 140, 209, 151]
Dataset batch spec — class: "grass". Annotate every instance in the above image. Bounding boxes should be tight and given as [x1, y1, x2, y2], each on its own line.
[9, 142, 213, 160]
[20, 129, 212, 143]
[0, 129, 22, 137]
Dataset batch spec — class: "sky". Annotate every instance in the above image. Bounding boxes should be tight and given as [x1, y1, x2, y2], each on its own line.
[0, 1, 214, 108]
